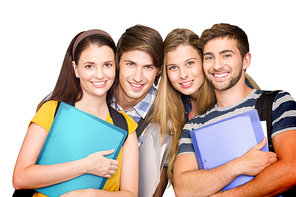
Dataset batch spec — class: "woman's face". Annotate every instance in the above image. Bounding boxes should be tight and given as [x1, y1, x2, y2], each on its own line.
[166, 45, 204, 98]
[73, 45, 116, 99]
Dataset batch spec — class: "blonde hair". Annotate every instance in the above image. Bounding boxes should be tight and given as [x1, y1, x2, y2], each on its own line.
[150, 29, 216, 185]
[245, 73, 260, 89]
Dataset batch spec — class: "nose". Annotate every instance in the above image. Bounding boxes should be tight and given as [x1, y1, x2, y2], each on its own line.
[179, 66, 189, 79]
[132, 67, 143, 82]
[95, 66, 104, 79]
[213, 57, 224, 71]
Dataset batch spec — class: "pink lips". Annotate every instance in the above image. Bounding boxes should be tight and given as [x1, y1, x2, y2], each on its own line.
[91, 81, 107, 88]
[180, 80, 194, 88]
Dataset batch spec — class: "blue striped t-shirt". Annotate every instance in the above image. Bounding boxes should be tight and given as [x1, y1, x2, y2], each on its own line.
[178, 89, 296, 155]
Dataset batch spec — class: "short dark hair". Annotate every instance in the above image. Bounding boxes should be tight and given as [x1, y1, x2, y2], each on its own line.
[199, 23, 249, 59]
[116, 25, 164, 85]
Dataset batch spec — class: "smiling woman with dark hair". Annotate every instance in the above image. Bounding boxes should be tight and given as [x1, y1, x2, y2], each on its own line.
[12, 29, 138, 197]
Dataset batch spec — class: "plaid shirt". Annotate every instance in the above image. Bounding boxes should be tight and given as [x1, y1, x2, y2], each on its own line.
[110, 86, 156, 146]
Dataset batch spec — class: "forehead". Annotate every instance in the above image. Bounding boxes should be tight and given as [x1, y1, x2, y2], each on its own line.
[120, 50, 153, 64]
[79, 45, 114, 61]
[167, 45, 201, 63]
[204, 37, 239, 53]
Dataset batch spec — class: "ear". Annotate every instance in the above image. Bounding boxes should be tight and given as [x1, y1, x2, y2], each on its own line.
[72, 61, 79, 78]
[242, 53, 251, 70]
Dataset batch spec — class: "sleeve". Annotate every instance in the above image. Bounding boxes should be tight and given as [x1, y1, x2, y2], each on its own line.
[177, 122, 195, 156]
[30, 100, 58, 133]
[271, 91, 296, 137]
[118, 111, 138, 135]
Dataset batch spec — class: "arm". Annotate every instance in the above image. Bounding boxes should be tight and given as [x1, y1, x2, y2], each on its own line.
[214, 130, 296, 197]
[60, 131, 139, 197]
[173, 138, 277, 197]
[153, 167, 168, 197]
[13, 123, 119, 189]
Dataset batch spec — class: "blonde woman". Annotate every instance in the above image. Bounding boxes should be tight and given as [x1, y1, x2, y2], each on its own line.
[150, 28, 259, 186]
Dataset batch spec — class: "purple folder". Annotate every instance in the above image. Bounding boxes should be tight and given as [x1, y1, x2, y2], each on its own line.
[190, 109, 268, 191]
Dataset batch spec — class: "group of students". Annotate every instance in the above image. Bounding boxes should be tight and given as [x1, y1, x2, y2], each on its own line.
[12, 23, 296, 197]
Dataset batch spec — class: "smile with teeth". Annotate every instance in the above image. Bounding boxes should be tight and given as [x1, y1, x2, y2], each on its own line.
[129, 82, 144, 88]
[213, 72, 229, 78]
[180, 80, 193, 86]
[91, 81, 107, 86]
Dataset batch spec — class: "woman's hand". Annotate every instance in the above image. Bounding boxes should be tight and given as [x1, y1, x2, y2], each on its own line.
[84, 149, 119, 178]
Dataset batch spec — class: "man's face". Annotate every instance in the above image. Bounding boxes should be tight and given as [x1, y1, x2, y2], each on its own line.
[117, 50, 159, 106]
[203, 37, 248, 91]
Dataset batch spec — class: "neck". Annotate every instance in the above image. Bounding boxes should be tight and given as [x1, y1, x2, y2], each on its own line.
[215, 79, 253, 108]
[75, 93, 108, 120]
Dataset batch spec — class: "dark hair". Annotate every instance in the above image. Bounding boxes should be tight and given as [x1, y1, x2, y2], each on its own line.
[116, 25, 164, 85]
[199, 23, 249, 59]
[37, 30, 116, 110]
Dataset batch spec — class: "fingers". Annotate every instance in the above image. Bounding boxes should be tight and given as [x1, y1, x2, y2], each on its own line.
[253, 137, 267, 150]
[100, 149, 115, 156]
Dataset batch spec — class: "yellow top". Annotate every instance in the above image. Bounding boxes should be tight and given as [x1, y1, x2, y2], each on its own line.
[32, 100, 137, 197]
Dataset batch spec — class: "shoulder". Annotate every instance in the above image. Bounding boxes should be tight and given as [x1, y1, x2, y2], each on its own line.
[118, 111, 138, 135]
[30, 100, 58, 132]
[39, 100, 59, 111]
[271, 91, 296, 136]
[273, 91, 295, 106]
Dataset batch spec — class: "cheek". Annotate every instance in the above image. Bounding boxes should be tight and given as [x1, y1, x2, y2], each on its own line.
[167, 71, 180, 90]
[167, 70, 176, 84]
[145, 70, 158, 85]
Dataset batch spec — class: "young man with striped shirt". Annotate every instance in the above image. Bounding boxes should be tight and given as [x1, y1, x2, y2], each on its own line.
[174, 23, 296, 197]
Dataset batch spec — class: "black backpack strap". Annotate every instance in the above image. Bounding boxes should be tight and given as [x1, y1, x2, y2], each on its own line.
[12, 189, 36, 197]
[54, 101, 62, 117]
[136, 106, 153, 139]
[54, 102, 75, 117]
[107, 104, 128, 142]
[255, 90, 281, 152]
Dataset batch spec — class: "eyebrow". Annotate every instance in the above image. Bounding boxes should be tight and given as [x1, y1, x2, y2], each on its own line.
[203, 50, 235, 56]
[185, 58, 197, 62]
[220, 50, 235, 55]
[83, 62, 95, 64]
[125, 59, 154, 67]
[166, 58, 197, 67]
[124, 59, 137, 65]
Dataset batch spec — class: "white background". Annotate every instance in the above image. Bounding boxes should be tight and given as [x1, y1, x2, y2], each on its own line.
[2, 0, 295, 196]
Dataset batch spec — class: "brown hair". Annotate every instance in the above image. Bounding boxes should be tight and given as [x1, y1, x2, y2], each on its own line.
[37, 29, 116, 110]
[116, 25, 163, 85]
[150, 28, 216, 185]
[199, 23, 249, 59]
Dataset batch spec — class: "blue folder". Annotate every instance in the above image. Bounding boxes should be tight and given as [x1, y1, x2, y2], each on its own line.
[190, 109, 268, 191]
[36, 102, 127, 197]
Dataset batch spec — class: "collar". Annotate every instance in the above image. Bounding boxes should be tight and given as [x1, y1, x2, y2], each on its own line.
[110, 86, 156, 119]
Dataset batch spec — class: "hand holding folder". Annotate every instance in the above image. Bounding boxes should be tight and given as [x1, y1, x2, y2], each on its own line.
[190, 109, 268, 191]
[36, 102, 127, 197]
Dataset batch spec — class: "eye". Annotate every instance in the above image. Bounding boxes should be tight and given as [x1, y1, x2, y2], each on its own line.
[127, 62, 134, 66]
[224, 54, 231, 58]
[204, 56, 213, 61]
[145, 65, 154, 70]
[85, 64, 93, 69]
[167, 65, 178, 70]
[186, 61, 194, 66]
[105, 63, 112, 68]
